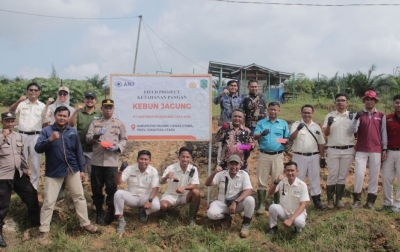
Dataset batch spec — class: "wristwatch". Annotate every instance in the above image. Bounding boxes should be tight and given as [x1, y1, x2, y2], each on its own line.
[148, 198, 153, 203]
[274, 180, 279, 185]
[234, 200, 239, 205]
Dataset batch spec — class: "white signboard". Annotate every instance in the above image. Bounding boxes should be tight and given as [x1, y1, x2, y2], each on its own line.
[110, 74, 212, 141]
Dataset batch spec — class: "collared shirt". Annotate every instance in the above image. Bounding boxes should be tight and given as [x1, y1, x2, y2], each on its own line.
[214, 125, 255, 171]
[322, 110, 355, 146]
[75, 107, 102, 152]
[274, 177, 309, 215]
[213, 170, 252, 202]
[213, 93, 243, 126]
[161, 162, 200, 196]
[255, 118, 289, 152]
[386, 113, 400, 149]
[121, 164, 159, 196]
[16, 99, 46, 131]
[86, 116, 127, 167]
[241, 93, 266, 128]
[0, 131, 27, 179]
[291, 120, 325, 153]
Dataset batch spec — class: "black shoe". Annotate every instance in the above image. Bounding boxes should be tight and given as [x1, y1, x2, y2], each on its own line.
[139, 207, 148, 222]
[266, 226, 278, 237]
[103, 206, 115, 225]
[0, 227, 7, 248]
[96, 208, 106, 225]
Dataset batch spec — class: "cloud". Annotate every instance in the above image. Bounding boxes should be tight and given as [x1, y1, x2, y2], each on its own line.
[64, 63, 100, 79]
[16, 67, 48, 79]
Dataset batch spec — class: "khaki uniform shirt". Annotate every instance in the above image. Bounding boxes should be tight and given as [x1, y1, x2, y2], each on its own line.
[0, 131, 27, 179]
[291, 120, 325, 153]
[16, 99, 46, 131]
[274, 177, 310, 215]
[213, 170, 252, 202]
[86, 117, 127, 167]
[161, 162, 200, 197]
[121, 164, 159, 196]
[322, 110, 355, 146]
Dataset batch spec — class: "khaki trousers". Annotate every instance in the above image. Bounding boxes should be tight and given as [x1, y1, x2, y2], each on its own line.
[39, 170, 90, 232]
[256, 152, 284, 190]
[353, 151, 381, 194]
[326, 147, 355, 185]
[382, 150, 400, 208]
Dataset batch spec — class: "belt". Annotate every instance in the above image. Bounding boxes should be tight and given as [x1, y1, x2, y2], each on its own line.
[329, 145, 354, 150]
[260, 150, 283, 155]
[388, 148, 400, 151]
[18, 131, 40, 135]
[294, 152, 319, 156]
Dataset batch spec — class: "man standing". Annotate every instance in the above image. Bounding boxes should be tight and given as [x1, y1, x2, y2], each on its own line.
[35, 106, 99, 245]
[241, 80, 266, 134]
[0, 112, 40, 248]
[159, 147, 200, 226]
[322, 94, 355, 208]
[380, 94, 400, 213]
[350, 90, 387, 210]
[205, 155, 255, 238]
[86, 99, 127, 225]
[266, 161, 310, 237]
[69, 91, 102, 180]
[213, 80, 242, 163]
[254, 101, 289, 215]
[114, 150, 160, 233]
[214, 109, 255, 172]
[290, 104, 326, 210]
[9, 82, 46, 189]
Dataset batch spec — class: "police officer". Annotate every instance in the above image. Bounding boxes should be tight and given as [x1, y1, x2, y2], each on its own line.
[86, 99, 127, 225]
[0, 112, 40, 247]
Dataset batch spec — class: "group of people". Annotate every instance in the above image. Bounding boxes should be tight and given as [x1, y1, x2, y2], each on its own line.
[0, 80, 399, 247]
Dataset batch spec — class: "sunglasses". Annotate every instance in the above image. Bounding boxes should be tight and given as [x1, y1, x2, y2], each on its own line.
[58, 92, 68, 96]
[28, 89, 39, 92]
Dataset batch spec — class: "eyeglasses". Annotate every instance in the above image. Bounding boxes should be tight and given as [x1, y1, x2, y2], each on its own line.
[335, 99, 347, 102]
[58, 92, 68, 96]
[28, 89, 39, 92]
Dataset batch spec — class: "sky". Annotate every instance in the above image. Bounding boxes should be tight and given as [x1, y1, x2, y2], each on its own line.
[1, 0, 400, 83]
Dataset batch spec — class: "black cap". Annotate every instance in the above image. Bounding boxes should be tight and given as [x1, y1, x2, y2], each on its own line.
[1, 111, 16, 120]
[85, 91, 96, 99]
[102, 99, 114, 106]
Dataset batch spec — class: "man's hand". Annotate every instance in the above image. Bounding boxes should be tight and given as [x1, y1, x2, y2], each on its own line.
[143, 200, 152, 209]
[355, 111, 363, 120]
[49, 131, 60, 142]
[18, 95, 26, 102]
[80, 172, 86, 182]
[166, 172, 174, 179]
[176, 186, 185, 194]
[261, 129, 270, 136]
[283, 218, 294, 227]
[327, 116, 335, 126]
[119, 161, 128, 172]
[229, 201, 236, 214]
[2, 129, 11, 137]
[222, 122, 229, 130]
[320, 158, 327, 168]
[276, 174, 285, 183]
[382, 150, 387, 162]
[221, 89, 229, 96]
[95, 126, 107, 136]
[76, 104, 84, 111]
[215, 166, 223, 172]
[107, 144, 119, 151]
[46, 97, 54, 106]
[297, 123, 305, 131]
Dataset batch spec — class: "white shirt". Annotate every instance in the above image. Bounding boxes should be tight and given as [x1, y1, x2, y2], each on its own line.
[161, 162, 200, 196]
[274, 177, 310, 215]
[213, 170, 252, 202]
[291, 120, 325, 153]
[16, 99, 46, 131]
[322, 110, 355, 146]
[121, 164, 159, 196]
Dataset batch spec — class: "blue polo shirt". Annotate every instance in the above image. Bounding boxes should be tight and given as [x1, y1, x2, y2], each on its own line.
[255, 118, 289, 151]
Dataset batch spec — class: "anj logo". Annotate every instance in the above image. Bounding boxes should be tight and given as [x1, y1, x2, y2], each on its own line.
[115, 81, 123, 88]
[200, 79, 208, 89]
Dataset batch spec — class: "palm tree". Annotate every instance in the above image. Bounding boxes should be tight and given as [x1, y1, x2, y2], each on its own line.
[85, 74, 107, 90]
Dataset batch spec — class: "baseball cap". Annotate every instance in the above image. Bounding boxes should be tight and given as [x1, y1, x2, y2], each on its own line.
[228, 155, 241, 163]
[362, 90, 379, 101]
[1, 111, 16, 120]
[85, 91, 96, 99]
[102, 99, 114, 106]
[58, 86, 69, 93]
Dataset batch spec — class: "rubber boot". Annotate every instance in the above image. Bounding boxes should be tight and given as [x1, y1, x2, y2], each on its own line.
[240, 217, 252, 238]
[104, 205, 115, 225]
[256, 190, 267, 215]
[311, 195, 326, 210]
[363, 193, 377, 210]
[95, 205, 106, 225]
[351, 193, 362, 210]
[0, 226, 6, 247]
[188, 203, 199, 226]
[335, 184, 346, 208]
[326, 185, 336, 209]
[273, 192, 280, 204]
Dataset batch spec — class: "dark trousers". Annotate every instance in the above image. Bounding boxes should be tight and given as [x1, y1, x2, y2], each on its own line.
[91, 166, 117, 207]
[0, 172, 40, 227]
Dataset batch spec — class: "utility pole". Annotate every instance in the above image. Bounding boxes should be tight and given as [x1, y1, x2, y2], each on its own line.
[133, 15, 142, 74]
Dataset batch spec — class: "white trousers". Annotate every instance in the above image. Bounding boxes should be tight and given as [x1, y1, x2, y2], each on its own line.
[382, 150, 400, 207]
[22, 134, 41, 189]
[268, 204, 306, 228]
[326, 148, 355, 185]
[114, 190, 160, 216]
[353, 151, 381, 194]
[292, 153, 321, 196]
[207, 196, 255, 220]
